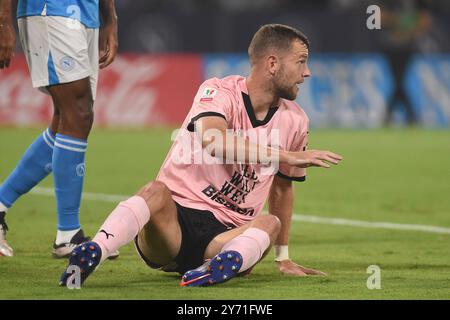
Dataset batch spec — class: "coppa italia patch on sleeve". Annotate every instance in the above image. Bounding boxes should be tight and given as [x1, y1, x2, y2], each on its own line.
[200, 88, 218, 102]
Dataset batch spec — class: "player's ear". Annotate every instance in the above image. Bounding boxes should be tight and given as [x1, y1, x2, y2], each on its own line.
[267, 55, 279, 75]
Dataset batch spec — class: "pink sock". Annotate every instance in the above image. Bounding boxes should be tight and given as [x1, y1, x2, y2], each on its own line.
[93, 196, 150, 262]
[221, 227, 270, 273]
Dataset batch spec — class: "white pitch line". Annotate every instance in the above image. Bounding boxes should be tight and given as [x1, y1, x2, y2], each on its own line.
[31, 187, 450, 235]
[32, 186, 126, 203]
[291, 215, 450, 235]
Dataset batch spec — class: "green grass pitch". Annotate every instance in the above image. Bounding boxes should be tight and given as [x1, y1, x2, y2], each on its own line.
[0, 127, 449, 299]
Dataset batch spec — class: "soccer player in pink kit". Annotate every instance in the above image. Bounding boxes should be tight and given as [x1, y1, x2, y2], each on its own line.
[60, 24, 343, 287]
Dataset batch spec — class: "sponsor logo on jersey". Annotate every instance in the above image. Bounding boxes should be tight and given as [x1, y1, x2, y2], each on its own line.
[201, 165, 259, 217]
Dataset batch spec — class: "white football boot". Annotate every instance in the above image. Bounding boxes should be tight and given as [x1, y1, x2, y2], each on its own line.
[52, 229, 119, 260]
[0, 212, 14, 257]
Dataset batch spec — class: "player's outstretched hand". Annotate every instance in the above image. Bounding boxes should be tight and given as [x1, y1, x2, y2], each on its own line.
[276, 260, 327, 276]
[286, 150, 343, 168]
[0, 21, 16, 69]
[99, 19, 118, 69]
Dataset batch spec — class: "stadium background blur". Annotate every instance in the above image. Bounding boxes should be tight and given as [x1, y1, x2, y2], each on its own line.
[0, 0, 449, 299]
[1, 0, 449, 128]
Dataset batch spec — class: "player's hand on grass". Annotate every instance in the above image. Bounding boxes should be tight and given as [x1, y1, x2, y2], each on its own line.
[99, 19, 118, 69]
[0, 21, 15, 69]
[277, 260, 327, 276]
[285, 150, 343, 168]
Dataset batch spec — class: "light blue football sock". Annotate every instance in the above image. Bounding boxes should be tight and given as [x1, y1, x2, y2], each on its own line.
[0, 128, 55, 209]
[53, 134, 88, 231]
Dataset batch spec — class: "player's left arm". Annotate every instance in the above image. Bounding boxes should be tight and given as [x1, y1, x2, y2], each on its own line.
[99, 0, 118, 69]
[268, 175, 326, 276]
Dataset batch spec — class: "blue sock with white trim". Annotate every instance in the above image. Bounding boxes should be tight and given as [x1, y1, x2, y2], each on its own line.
[0, 128, 55, 209]
[53, 134, 88, 231]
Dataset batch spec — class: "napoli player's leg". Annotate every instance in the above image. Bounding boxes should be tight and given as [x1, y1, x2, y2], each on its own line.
[43, 15, 108, 258]
[180, 215, 281, 286]
[0, 104, 60, 257]
[46, 79, 96, 258]
[60, 181, 182, 286]
[0, 82, 96, 258]
[1, 15, 96, 258]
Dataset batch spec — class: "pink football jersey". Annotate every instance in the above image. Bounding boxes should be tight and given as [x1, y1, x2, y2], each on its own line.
[157, 75, 309, 227]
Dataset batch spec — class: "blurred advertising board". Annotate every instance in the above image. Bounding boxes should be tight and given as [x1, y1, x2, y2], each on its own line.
[1, 53, 449, 128]
[405, 55, 450, 127]
[0, 54, 202, 127]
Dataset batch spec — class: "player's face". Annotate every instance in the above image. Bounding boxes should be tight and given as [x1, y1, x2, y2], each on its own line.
[274, 40, 311, 100]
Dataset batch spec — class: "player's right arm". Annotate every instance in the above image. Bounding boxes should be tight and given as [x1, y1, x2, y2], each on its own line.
[0, 0, 16, 69]
[195, 116, 343, 168]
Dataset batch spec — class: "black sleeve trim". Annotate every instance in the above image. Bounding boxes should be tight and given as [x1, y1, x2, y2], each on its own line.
[187, 112, 227, 132]
[276, 171, 306, 182]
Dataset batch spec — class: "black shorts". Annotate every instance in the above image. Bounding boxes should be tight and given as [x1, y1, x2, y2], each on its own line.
[135, 202, 232, 274]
